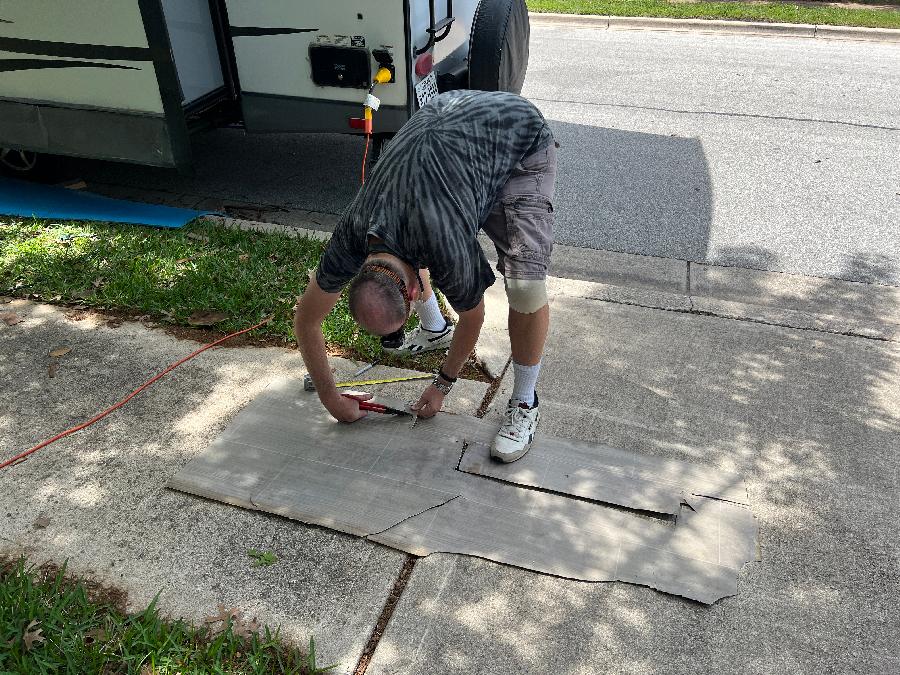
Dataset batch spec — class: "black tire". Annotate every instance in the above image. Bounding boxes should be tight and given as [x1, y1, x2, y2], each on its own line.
[468, 0, 530, 94]
[0, 148, 53, 181]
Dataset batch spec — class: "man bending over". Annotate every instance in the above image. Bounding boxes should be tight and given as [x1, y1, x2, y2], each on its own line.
[294, 89, 557, 462]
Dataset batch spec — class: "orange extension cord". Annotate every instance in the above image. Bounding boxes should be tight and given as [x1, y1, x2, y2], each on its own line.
[0, 317, 272, 471]
[361, 132, 371, 184]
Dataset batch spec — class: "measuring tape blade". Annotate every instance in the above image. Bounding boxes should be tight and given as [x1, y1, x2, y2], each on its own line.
[335, 374, 433, 388]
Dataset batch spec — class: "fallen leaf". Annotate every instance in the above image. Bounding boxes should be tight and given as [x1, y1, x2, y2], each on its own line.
[23, 620, 44, 651]
[238, 254, 250, 262]
[175, 257, 192, 264]
[187, 232, 210, 243]
[91, 277, 105, 289]
[187, 310, 228, 326]
[63, 180, 87, 190]
[0, 296, 11, 304]
[204, 604, 240, 634]
[49, 346, 71, 357]
[33, 514, 50, 529]
[233, 616, 261, 638]
[1, 312, 22, 325]
[106, 318, 124, 328]
[48, 362, 59, 378]
[83, 627, 106, 645]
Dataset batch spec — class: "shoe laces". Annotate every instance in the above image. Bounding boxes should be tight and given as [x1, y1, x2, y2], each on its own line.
[501, 403, 532, 440]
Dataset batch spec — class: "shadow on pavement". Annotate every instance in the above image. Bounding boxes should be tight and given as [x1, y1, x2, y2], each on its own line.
[366, 249, 900, 674]
[56, 121, 716, 266]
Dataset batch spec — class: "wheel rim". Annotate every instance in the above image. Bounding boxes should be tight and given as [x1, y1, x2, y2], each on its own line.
[0, 148, 39, 172]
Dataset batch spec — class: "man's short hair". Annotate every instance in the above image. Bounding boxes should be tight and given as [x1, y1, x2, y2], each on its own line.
[347, 260, 409, 333]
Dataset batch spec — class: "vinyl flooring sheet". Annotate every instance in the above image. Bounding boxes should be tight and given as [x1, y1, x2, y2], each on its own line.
[168, 378, 759, 604]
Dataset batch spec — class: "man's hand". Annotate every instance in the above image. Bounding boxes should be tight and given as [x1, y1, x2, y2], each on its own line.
[324, 392, 373, 423]
[411, 385, 445, 419]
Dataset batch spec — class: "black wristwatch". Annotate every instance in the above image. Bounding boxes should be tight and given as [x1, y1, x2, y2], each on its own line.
[432, 369, 456, 395]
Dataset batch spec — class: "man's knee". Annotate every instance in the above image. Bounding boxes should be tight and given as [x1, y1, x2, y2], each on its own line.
[504, 278, 548, 314]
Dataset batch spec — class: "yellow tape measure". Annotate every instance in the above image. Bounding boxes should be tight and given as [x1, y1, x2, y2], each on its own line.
[335, 374, 433, 388]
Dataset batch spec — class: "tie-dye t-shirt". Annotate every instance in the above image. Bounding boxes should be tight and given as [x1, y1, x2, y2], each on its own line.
[316, 90, 553, 312]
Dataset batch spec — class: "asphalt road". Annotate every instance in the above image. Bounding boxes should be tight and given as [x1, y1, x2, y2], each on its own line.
[69, 24, 900, 285]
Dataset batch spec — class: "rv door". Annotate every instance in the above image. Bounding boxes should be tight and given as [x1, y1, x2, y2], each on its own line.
[0, 0, 229, 170]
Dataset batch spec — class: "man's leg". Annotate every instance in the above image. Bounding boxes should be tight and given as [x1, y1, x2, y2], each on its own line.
[481, 141, 558, 461]
[381, 268, 455, 354]
[413, 268, 446, 332]
[509, 302, 549, 403]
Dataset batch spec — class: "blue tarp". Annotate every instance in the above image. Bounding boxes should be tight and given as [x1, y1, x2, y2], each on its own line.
[0, 177, 215, 228]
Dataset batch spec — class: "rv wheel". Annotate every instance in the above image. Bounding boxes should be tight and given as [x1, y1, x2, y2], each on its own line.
[468, 0, 530, 94]
[0, 148, 45, 179]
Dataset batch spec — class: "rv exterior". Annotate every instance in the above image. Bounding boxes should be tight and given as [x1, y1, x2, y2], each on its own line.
[0, 0, 529, 176]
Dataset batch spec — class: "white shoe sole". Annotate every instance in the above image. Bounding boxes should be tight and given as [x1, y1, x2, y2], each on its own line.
[490, 438, 533, 463]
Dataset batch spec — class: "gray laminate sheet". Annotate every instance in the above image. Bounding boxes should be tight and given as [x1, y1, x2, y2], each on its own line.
[458, 436, 748, 514]
[168, 377, 758, 604]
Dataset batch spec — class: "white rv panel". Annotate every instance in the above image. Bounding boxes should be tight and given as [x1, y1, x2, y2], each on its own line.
[0, 0, 163, 113]
[225, 0, 409, 106]
[0, 54, 164, 114]
[160, 0, 225, 105]
[0, 0, 150, 48]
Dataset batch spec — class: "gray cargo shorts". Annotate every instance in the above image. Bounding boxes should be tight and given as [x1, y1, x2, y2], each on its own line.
[481, 141, 557, 280]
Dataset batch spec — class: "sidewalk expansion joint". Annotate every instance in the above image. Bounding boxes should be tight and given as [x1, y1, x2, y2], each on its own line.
[353, 555, 418, 675]
[582, 295, 896, 343]
[475, 357, 513, 418]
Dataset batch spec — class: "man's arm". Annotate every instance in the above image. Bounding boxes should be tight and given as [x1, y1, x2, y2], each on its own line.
[412, 297, 485, 418]
[294, 277, 370, 423]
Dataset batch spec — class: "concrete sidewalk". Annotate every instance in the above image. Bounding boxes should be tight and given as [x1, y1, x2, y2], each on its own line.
[367, 275, 900, 674]
[1, 261, 898, 673]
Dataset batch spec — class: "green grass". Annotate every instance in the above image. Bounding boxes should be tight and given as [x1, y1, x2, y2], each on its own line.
[0, 218, 443, 369]
[527, 0, 900, 29]
[0, 557, 333, 674]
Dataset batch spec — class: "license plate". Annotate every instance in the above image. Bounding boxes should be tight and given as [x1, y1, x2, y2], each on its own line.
[414, 71, 439, 108]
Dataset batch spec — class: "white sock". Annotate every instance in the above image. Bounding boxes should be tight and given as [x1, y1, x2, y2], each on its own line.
[512, 361, 541, 407]
[416, 294, 445, 332]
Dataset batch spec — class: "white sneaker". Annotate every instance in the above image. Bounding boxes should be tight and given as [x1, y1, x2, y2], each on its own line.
[490, 393, 540, 463]
[382, 318, 454, 355]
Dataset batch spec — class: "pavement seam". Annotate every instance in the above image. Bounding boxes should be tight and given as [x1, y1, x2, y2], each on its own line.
[474, 356, 513, 418]
[529, 12, 900, 43]
[529, 96, 900, 132]
[581, 294, 897, 342]
[354, 495, 462, 674]
[353, 555, 418, 675]
[686, 260, 692, 296]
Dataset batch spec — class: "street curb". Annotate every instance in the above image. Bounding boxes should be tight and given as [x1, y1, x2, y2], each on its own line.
[530, 12, 900, 43]
[211, 214, 900, 344]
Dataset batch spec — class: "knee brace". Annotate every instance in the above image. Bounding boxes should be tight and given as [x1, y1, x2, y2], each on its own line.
[504, 278, 548, 314]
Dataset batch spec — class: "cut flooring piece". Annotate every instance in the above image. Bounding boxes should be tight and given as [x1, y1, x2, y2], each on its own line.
[168, 377, 758, 604]
[459, 435, 748, 516]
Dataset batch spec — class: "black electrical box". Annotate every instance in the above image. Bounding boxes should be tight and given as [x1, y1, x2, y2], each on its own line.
[309, 45, 371, 88]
